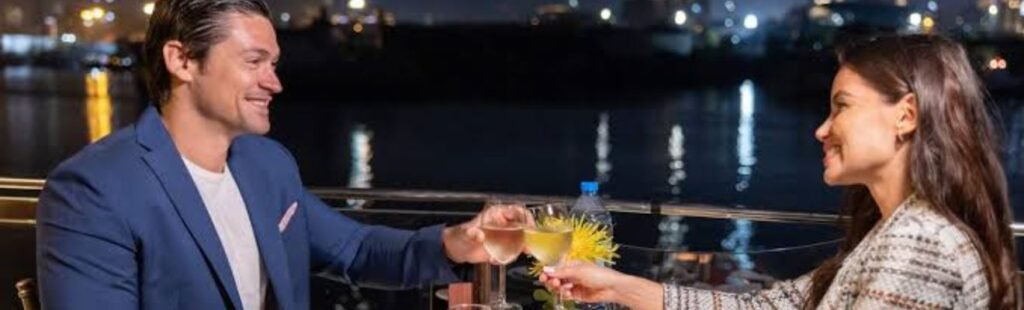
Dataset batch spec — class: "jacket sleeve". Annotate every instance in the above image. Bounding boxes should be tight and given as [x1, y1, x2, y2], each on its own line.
[301, 190, 460, 289]
[36, 167, 139, 308]
[663, 273, 811, 309]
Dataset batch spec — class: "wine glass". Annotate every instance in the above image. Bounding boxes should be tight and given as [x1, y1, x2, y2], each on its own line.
[525, 203, 573, 310]
[480, 200, 527, 310]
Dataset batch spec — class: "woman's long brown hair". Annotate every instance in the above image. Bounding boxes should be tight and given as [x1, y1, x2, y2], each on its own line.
[804, 35, 1019, 309]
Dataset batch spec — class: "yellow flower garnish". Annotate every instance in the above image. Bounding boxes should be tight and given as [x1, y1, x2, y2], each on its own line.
[529, 216, 619, 276]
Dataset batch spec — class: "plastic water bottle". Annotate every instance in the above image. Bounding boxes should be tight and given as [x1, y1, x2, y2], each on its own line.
[571, 181, 614, 233]
[571, 181, 614, 310]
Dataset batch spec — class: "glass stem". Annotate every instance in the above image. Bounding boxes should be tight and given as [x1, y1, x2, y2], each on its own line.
[553, 286, 563, 309]
[551, 263, 564, 310]
[497, 263, 507, 304]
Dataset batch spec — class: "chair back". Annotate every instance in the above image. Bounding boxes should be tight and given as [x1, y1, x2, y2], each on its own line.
[15, 278, 37, 310]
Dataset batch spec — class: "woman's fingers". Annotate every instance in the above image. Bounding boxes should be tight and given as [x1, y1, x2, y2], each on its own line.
[544, 261, 584, 282]
[540, 273, 560, 291]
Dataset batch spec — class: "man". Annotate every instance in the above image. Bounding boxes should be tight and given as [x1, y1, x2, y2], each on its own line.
[36, 0, 491, 308]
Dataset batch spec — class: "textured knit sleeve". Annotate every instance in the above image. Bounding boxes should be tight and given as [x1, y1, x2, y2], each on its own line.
[846, 229, 985, 309]
[663, 273, 811, 309]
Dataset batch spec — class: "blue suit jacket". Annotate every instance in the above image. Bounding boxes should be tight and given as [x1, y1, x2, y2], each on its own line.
[36, 107, 459, 309]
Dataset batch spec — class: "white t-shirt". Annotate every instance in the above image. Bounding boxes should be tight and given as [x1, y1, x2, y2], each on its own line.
[183, 157, 267, 310]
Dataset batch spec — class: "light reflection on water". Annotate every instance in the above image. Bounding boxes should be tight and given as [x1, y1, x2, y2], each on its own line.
[3, 67, 1024, 222]
[1, 67, 139, 177]
[346, 124, 374, 208]
[85, 69, 113, 143]
[727, 80, 757, 271]
[595, 111, 612, 184]
[668, 124, 685, 196]
[735, 79, 756, 193]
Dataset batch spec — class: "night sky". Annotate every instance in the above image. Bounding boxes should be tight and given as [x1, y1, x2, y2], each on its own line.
[265, 0, 812, 24]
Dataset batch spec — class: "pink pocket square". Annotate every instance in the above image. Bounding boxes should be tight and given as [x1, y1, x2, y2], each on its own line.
[278, 202, 298, 232]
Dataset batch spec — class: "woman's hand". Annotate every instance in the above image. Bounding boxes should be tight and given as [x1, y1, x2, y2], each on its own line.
[540, 261, 622, 302]
[540, 261, 664, 309]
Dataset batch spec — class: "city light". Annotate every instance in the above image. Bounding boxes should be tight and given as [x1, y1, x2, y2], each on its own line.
[922, 16, 935, 29]
[60, 33, 76, 44]
[691, 3, 702, 14]
[80, 6, 108, 27]
[814, 0, 831, 5]
[599, 8, 612, 22]
[384, 12, 397, 26]
[927, 1, 938, 12]
[91, 7, 105, 20]
[743, 14, 758, 30]
[989, 4, 999, 16]
[724, 0, 736, 13]
[809, 6, 829, 19]
[724, 18, 734, 27]
[569, 0, 579, 8]
[989, 57, 1008, 70]
[280, 12, 290, 23]
[80, 7, 107, 21]
[908, 12, 922, 26]
[348, 0, 366, 10]
[332, 14, 350, 25]
[143, 2, 155, 15]
[674, 10, 687, 26]
[831, 13, 845, 26]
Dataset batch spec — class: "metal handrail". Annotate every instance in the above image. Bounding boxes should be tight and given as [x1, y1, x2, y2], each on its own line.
[309, 187, 842, 225]
[0, 196, 38, 226]
[4, 177, 1024, 236]
[0, 177, 45, 191]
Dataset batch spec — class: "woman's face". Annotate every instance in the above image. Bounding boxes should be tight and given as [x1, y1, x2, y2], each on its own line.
[815, 66, 908, 186]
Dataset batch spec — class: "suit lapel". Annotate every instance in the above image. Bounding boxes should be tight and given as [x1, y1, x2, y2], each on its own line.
[229, 145, 295, 310]
[136, 108, 244, 310]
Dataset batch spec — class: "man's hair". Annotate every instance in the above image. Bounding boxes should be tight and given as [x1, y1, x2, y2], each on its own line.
[142, 0, 272, 105]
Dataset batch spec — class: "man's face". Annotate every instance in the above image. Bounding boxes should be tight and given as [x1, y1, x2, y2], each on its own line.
[190, 12, 282, 136]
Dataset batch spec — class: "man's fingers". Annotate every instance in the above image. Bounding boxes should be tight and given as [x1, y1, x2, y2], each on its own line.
[464, 226, 485, 242]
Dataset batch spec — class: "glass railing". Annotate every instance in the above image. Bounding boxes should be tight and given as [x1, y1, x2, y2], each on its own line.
[0, 177, 1018, 309]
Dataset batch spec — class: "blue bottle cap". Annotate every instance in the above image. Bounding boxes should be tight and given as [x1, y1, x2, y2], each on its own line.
[580, 181, 599, 193]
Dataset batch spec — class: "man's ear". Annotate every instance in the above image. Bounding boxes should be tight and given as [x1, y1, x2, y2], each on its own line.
[163, 40, 195, 83]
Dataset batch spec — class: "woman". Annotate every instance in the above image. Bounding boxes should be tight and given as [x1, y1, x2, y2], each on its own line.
[542, 34, 1020, 309]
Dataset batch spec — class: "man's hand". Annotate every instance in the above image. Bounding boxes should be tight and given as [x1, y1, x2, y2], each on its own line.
[441, 214, 490, 264]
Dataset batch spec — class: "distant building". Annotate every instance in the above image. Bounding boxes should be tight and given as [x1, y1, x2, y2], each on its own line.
[622, 0, 710, 29]
[2, 0, 52, 35]
[992, 0, 1024, 35]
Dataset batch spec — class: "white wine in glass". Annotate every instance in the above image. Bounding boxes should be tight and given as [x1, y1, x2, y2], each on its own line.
[480, 200, 527, 310]
[525, 203, 573, 310]
[482, 225, 525, 265]
[523, 225, 571, 265]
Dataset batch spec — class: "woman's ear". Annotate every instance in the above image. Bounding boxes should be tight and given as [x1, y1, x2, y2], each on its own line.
[896, 93, 919, 138]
